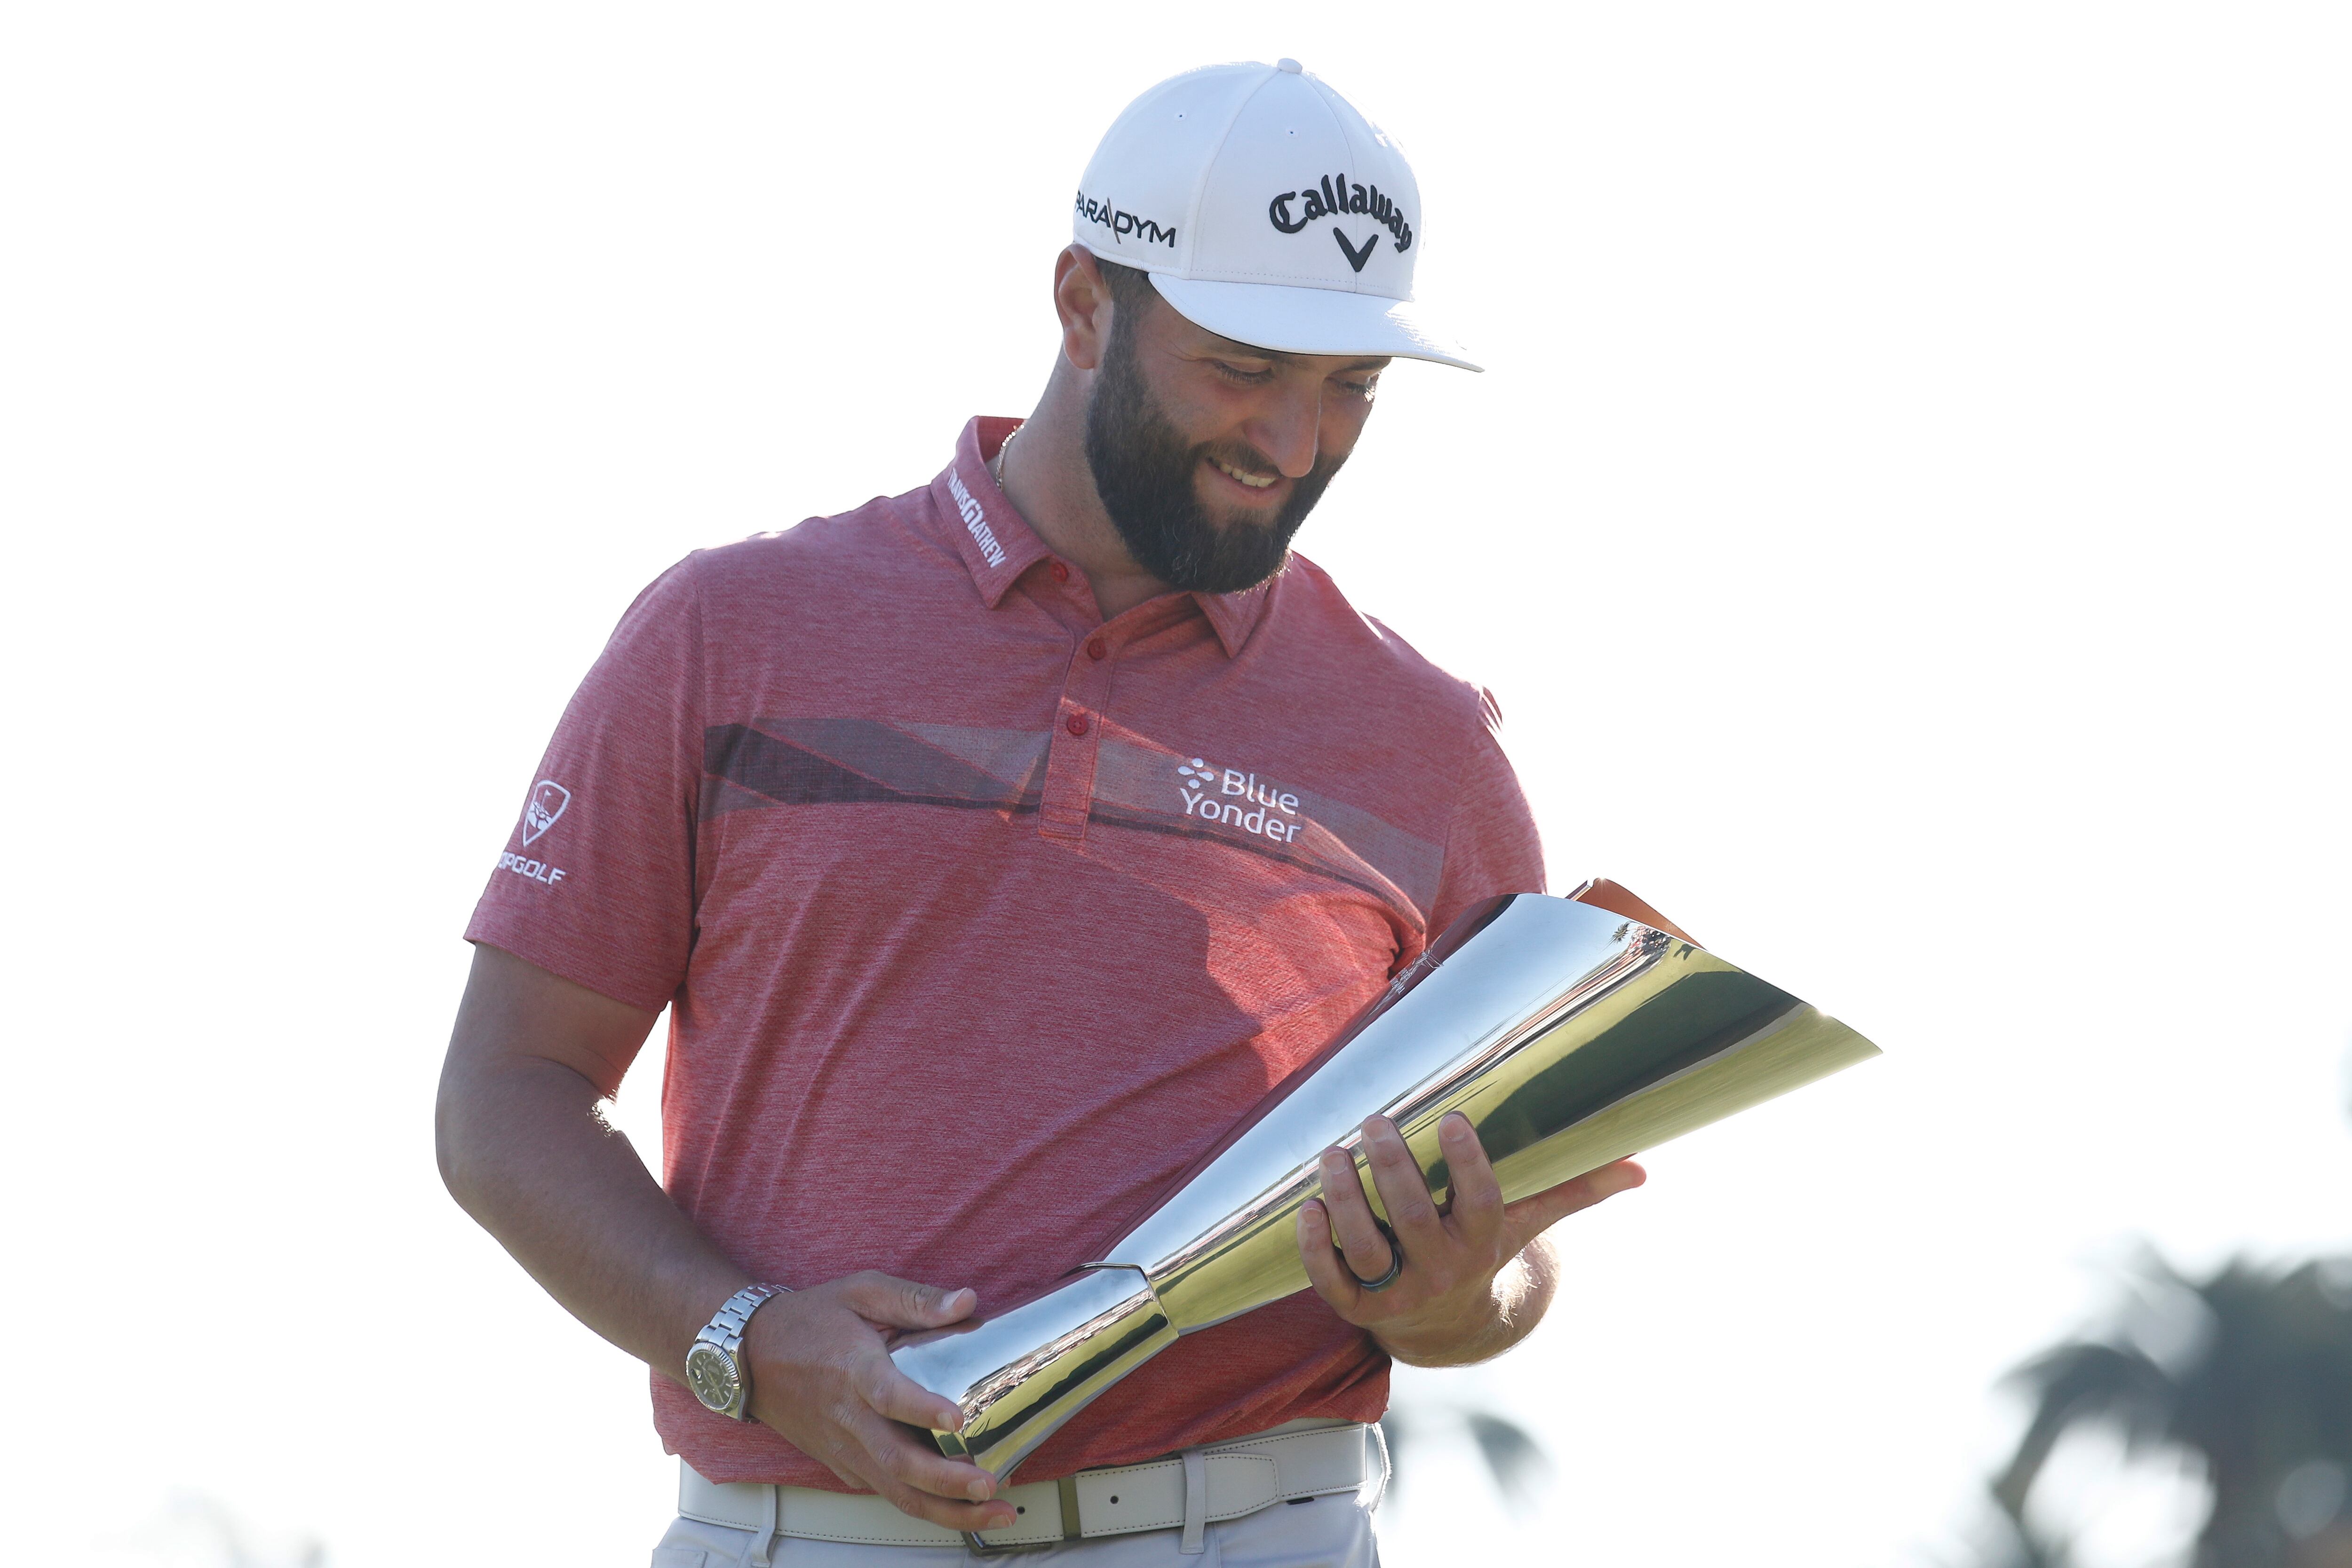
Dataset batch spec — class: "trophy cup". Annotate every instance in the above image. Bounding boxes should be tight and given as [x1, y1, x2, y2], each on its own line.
[891, 885, 1880, 1499]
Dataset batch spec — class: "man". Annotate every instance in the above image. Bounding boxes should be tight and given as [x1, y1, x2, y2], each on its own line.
[439, 60, 1644, 1566]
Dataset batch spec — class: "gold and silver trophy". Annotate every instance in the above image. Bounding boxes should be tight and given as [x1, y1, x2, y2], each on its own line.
[891, 884, 1880, 1495]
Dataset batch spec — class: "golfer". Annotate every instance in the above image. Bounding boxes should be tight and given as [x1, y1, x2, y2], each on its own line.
[439, 60, 1643, 1566]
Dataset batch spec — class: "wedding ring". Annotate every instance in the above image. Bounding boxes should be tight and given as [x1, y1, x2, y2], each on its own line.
[1350, 1218, 1405, 1291]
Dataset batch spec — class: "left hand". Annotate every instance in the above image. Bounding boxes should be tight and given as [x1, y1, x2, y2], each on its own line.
[1297, 1111, 1645, 1358]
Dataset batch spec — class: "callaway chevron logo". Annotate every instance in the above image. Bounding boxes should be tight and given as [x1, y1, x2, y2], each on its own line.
[1266, 173, 1414, 273]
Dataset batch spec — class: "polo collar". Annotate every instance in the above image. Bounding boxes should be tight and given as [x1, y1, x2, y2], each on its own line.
[930, 417, 1276, 659]
[1193, 577, 1272, 659]
[931, 417, 1051, 609]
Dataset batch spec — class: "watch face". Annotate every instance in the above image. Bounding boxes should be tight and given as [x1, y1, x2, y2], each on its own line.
[685, 1344, 739, 1412]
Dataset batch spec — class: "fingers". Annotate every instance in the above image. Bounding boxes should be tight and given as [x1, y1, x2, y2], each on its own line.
[844, 1407, 1016, 1530]
[1438, 1112, 1504, 1254]
[832, 1275, 981, 1432]
[841, 1272, 980, 1331]
[857, 1346, 972, 1435]
[743, 1277, 1014, 1530]
[1502, 1157, 1647, 1242]
[1297, 1199, 1363, 1314]
[866, 1464, 1019, 1533]
[1358, 1117, 1446, 1257]
[1316, 1144, 1397, 1283]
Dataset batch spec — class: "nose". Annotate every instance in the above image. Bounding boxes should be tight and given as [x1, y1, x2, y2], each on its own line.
[1241, 382, 1323, 480]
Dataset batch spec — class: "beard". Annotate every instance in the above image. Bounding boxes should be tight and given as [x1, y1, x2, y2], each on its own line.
[1082, 314, 1347, 595]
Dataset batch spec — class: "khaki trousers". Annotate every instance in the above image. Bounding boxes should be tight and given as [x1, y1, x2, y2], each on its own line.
[648, 1489, 1380, 1568]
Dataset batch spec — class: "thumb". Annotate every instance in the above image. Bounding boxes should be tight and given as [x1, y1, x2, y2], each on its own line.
[844, 1272, 980, 1330]
[1503, 1157, 1647, 1236]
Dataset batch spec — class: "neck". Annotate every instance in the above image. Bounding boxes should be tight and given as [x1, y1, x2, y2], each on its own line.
[997, 374, 1174, 622]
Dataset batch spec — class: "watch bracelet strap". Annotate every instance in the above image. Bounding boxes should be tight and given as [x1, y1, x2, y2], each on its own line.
[703, 1282, 791, 1347]
[695, 1283, 792, 1421]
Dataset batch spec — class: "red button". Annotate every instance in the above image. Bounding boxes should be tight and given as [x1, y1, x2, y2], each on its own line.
[1065, 713, 1090, 736]
[1049, 561, 1071, 584]
[1086, 637, 1107, 661]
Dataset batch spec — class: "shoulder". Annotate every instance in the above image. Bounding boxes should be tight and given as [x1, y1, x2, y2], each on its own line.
[682, 484, 949, 604]
[1258, 554, 1501, 743]
[638, 486, 972, 662]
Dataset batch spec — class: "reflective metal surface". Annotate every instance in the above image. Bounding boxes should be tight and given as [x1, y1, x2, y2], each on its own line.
[890, 1264, 1176, 1478]
[892, 893, 1880, 1481]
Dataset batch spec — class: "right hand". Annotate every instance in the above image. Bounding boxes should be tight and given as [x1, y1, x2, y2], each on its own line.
[742, 1271, 1018, 1532]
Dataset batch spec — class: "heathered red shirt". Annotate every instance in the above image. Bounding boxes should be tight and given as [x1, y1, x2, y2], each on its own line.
[466, 416, 1546, 1488]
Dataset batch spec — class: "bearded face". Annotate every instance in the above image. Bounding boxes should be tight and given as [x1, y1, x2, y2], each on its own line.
[1081, 305, 1351, 596]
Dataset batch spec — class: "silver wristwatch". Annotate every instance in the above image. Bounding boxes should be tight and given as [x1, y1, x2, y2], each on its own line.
[684, 1283, 790, 1421]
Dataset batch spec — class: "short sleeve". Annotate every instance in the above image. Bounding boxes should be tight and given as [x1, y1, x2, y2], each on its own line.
[1427, 687, 1546, 937]
[464, 556, 705, 1013]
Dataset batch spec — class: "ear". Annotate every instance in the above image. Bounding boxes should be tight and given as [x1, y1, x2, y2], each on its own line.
[1054, 245, 1117, 372]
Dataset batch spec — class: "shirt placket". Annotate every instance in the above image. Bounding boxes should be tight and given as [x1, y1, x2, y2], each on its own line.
[1040, 586, 1116, 841]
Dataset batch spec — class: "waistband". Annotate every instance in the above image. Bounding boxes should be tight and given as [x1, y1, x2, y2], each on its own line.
[678, 1418, 1384, 1554]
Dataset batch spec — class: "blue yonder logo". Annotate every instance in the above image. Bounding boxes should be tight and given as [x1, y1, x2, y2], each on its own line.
[1176, 756, 1307, 845]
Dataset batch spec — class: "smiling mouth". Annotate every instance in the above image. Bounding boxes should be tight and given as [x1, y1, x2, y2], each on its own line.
[1210, 456, 1279, 490]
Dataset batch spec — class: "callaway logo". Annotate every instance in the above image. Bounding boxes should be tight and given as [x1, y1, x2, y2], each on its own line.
[1266, 173, 1413, 273]
[1075, 190, 1178, 249]
[1176, 756, 1306, 845]
[522, 780, 570, 845]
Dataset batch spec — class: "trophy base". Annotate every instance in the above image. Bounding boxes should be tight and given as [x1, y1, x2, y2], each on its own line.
[891, 1265, 1180, 1481]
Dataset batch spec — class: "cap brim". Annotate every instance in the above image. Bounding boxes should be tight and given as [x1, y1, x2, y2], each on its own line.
[1148, 274, 1482, 372]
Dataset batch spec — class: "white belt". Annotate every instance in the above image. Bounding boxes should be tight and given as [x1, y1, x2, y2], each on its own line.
[679, 1419, 1383, 1554]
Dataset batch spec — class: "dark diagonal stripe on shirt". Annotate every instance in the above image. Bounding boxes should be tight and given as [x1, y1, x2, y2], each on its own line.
[702, 720, 1421, 924]
[703, 721, 1037, 814]
[1084, 802, 1410, 916]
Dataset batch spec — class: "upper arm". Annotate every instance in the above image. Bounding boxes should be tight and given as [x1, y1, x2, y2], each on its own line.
[462, 556, 708, 1016]
[441, 562, 702, 1193]
[1427, 687, 1546, 936]
[442, 941, 662, 1104]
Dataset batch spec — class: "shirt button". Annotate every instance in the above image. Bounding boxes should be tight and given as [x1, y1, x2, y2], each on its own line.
[1065, 713, 1090, 736]
[1086, 637, 1107, 661]
[1049, 561, 1071, 584]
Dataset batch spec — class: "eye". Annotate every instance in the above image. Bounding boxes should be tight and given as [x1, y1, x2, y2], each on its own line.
[1212, 360, 1276, 386]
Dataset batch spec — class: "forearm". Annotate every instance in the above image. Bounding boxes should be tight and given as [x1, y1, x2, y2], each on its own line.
[1371, 1235, 1559, 1368]
[435, 1053, 746, 1383]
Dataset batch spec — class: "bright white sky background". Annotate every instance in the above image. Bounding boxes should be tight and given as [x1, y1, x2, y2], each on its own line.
[3, 6, 2346, 1566]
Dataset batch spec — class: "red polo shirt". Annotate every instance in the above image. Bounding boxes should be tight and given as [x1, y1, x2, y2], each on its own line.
[466, 416, 1546, 1488]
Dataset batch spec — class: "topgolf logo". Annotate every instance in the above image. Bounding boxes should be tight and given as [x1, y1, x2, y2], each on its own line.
[522, 780, 571, 846]
[1176, 756, 1306, 845]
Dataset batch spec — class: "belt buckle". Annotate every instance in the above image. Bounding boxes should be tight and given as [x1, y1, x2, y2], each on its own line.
[963, 1530, 1049, 1556]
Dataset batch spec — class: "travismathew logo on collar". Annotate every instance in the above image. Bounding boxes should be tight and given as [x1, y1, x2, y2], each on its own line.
[1267, 174, 1413, 273]
[945, 466, 1007, 568]
[1075, 190, 1177, 248]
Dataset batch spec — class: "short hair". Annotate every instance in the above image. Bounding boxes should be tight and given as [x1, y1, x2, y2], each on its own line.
[1096, 257, 1161, 319]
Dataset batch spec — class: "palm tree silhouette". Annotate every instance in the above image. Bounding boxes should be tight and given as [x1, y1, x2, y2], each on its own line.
[1986, 1252, 2352, 1567]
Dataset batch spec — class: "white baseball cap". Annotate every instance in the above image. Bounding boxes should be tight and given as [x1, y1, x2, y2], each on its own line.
[1073, 60, 1479, 372]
